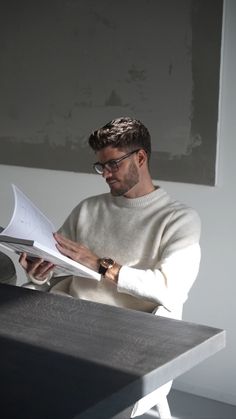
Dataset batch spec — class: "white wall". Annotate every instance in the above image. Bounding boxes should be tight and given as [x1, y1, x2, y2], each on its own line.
[170, 0, 236, 404]
[0, 0, 235, 406]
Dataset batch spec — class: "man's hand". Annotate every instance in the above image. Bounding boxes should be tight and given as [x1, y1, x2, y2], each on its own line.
[54, 233, 100, 272]
[19, 253, 54, 281]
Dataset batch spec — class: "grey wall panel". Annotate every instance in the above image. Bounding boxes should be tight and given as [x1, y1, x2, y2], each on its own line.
[0, 0, 223, 185]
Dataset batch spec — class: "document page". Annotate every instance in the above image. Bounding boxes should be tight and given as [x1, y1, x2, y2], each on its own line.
[1, 184, 58, 252]
[0, 185, 100, 280]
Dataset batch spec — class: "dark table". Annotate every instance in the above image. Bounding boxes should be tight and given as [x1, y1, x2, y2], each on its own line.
[0, 283, 225, 419]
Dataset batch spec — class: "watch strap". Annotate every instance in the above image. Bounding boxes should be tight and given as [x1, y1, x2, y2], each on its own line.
[98, 264, 107, 276]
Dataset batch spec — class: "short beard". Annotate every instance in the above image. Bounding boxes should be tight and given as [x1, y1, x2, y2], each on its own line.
[111, 161, 139, 196]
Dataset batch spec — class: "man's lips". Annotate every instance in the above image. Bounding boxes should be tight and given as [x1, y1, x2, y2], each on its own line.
[106, 179, 118, 186]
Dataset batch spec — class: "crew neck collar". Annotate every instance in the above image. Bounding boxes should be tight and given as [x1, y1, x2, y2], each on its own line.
[110, 186, 166, 208]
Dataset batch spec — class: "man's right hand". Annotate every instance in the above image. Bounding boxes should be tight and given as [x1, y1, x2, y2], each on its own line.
[19, 252, 54, 282]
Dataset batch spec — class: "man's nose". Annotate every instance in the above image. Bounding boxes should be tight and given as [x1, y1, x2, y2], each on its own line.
[102, 167, 112, 179]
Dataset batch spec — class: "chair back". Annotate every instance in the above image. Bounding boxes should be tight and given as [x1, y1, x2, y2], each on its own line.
[0, 251, 17, 285]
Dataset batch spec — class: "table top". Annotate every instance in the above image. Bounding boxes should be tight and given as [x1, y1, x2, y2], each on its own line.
[0, 283, 225, 419]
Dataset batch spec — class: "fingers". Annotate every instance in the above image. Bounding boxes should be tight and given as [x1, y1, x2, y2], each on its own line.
[19, 252, 54, 280]
[56, 241, 80, 262]
[54, 232, 78, 251]
[29, 260, 54, 279]
[56, 242, 74, 258]
[53, 233, 99, 271]
[54, 232, 81, 261]
[54, 233, 93, 265]
[19, 252, 29, 269]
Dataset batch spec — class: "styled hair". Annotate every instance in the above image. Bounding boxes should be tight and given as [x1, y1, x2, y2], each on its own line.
[88, 117, 151, 161]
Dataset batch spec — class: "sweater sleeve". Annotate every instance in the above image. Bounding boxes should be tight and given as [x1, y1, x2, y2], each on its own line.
[27, 269, 54, 285]
[117, 243, 201, 312]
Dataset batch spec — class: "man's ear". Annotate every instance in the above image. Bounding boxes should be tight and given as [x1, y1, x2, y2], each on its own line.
[137, 149, 147, 168]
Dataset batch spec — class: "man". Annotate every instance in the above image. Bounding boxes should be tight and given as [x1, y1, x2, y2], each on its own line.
[20, 117, 201, 417]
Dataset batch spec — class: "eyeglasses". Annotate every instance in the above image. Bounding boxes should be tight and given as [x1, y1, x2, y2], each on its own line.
[93, 149, 141, 175]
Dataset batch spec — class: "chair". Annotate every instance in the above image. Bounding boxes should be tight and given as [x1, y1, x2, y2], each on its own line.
[0, 251, 17, 285]
[0, 226, 17, 285]
[131, 381, 172, 418]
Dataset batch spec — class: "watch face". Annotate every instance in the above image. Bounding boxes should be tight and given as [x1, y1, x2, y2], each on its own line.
[99, 258, 115, 276]
[102, 258, 114, 269]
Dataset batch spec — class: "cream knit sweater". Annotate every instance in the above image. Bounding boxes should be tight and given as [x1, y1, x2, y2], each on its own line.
[51, 187, 201, 320]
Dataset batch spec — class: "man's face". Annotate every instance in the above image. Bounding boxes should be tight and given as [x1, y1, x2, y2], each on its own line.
[95, 146, 140, 197]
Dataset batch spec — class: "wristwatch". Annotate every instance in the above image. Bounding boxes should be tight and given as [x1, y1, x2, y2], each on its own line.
[98, 257, 115, 276]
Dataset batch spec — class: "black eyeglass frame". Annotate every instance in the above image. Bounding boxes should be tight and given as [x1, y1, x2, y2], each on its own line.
[93, 148, 141, 175]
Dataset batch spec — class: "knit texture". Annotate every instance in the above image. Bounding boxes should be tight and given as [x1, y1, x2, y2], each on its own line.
[52, 187, 201, 317]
